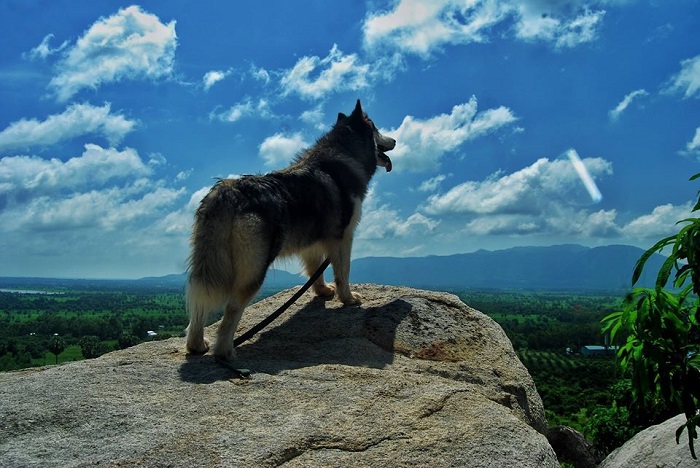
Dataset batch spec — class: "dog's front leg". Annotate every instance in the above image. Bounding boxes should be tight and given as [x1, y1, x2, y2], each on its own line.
[329, 234, 361, 306]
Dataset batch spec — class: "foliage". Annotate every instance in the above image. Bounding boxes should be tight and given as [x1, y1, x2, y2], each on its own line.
[583, 403, 638, 454]
[79, 335, 106, 359]
[47, 336, 66, 365]
[118, 332, 140, 349]
[603, 174, 700, 459]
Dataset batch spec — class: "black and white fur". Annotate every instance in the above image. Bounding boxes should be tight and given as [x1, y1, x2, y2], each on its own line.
[185, 100, 396, 363]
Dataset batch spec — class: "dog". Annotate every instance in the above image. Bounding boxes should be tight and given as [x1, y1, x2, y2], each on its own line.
[185, 100, 396, 363]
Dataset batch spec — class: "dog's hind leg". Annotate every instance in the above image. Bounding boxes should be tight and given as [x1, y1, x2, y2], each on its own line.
[301, 248, 335, 298]
[328, 233, 362, 306]
[212, 299, 247, 362]
[185, 280, 225, 354]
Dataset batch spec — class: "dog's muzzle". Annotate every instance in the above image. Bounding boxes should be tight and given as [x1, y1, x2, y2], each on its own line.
[376, 135, 396, 173]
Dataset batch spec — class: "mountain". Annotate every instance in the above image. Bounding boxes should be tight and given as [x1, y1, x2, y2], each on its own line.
[0, 245, 666, 292]
[350, 244, 665, 291]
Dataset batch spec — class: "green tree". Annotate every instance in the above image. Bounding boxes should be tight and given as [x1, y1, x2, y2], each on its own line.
[603, 174, 700, 459]
[78, 335, 104, 359]
[47, 336, 66, 365]
[117, 332, 140, 350]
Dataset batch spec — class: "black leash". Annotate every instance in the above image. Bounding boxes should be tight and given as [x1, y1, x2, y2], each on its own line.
[217, 258, 330, 379]
[233, 258, 331, 348]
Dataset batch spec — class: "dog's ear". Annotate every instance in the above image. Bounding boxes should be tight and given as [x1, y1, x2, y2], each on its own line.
[337, 112, 348, 124]
[351, 99, 363, 118]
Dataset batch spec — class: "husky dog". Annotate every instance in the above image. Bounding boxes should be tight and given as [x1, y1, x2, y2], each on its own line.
[185, 100, 396, 363]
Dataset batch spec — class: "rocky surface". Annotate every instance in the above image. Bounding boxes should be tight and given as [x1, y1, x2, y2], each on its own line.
[599, 413, 699, 468]
[0, 284, 558, 467]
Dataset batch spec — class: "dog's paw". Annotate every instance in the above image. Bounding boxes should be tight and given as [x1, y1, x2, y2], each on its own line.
[186, 337, 210, 355]
[341, 291, 362, 306]
[213, 344, 237, 363]
[314, 282, 336, 298]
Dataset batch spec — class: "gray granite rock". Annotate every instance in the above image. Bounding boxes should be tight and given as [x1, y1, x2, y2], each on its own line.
[0, 284, 557, 467]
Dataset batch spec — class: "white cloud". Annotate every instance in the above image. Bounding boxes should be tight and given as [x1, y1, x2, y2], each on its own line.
[514, 4, 606, 49]
[418, 174, 449, 192]
[251, 65, 271, 84]
[363, 0, 609, 57]
[280, 44, 369, 100]
[0, 144, 150, 196]
[363, 0, 508, 57]
[14, 184, 184, 232]
[202, 69, 230, 91]
[25, 34, 68, 61]
[609, 89, 648, 121]
[424, 157, 612, 215]
[258, 132, 309, 167]
[357, 187, 439, 240]
[386, 96, 517, 172]
[0, 103, 136, 152]
[299, 105, 326, 129]
[212, 98, 274, 122]
[49, 6, 177, 102]
[686, 127, 700, 154]
[664, 54, 700, 99]
[621, 202, 694, 239]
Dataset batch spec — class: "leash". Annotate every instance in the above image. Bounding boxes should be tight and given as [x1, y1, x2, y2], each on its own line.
[218, 258, 331, 378]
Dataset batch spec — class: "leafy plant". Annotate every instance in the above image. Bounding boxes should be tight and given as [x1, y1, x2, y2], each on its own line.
[603, 174, 700, 459]
[78, 335, 105, 359]
[47, 336, 66, 365]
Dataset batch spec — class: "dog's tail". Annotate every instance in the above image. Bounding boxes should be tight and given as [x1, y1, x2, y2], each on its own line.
[185, 182, 237, 352]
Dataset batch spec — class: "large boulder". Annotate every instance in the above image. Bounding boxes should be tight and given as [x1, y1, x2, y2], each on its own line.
[599, 413, 698, 467]
[0, 284, 557, 467]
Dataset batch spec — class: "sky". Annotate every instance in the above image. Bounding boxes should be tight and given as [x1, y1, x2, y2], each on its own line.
[0, 1, 699, 279]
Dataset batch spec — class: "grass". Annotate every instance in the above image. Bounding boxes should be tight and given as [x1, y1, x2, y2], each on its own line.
[31, 345, 84, 366]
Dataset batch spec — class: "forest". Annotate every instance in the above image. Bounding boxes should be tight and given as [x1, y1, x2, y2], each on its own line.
[0, 283, 636, 455]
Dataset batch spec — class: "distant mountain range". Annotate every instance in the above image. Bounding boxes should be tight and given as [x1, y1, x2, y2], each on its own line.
[350, 244, 664, 290]
[0, 244, 667, 292]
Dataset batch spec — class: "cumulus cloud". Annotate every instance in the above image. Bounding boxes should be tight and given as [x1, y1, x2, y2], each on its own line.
[202, 69, 231, 91]
[357, 187, 439, 240]
[386, 96, 517, 172]
[363, 0, 508, 57]
[211, 98, 274, 122]
[418, 174, 449, 192]
[363, 0, 608, 57]
[664, 54, 700, 99]
[258, 132, 309, 167]
[424, 156, 612, 215]
[0, 103, 136, 152]
[0, 144, 150, 197]
[609, 89, 648, 121]
[0, 143, 187, 236]
[48, 6, 177, 102]
[514, 3, 605, 49]
[621, 202, 694, 239]
[15, 184, 184, 232]
[280, 44, 369, 100]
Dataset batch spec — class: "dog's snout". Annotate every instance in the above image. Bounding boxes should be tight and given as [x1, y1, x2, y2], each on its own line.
[378, 136, 396, 152]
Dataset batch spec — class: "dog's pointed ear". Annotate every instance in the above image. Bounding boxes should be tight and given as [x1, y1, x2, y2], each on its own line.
[351, 99, 363, 118]
[337, 112, 348, 124]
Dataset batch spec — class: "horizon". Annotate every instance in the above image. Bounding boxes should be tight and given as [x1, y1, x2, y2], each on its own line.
[1, 2, 698, 278]
[0, 243, 653, 281]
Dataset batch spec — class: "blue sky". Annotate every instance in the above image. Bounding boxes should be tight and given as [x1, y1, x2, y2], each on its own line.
[0, 1, 699, 279]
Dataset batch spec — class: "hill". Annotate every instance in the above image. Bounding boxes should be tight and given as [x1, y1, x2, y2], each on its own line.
[350, 244, 664, 290]
[0, 244, 665, 292]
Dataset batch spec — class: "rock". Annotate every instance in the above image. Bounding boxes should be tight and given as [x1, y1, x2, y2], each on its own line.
[547, 425, 603, 468]
[0, 284, 558, 467]
[599, 413, 698, 468]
